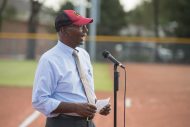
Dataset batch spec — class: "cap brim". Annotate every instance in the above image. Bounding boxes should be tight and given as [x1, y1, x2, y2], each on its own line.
[73, 18, 93, 26]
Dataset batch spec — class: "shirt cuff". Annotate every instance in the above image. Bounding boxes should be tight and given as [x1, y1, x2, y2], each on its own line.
[46, 99, 61, 117]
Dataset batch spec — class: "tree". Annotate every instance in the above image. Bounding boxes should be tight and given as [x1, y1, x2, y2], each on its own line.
[165, 0, 190, 37]
[0, 0, 8, 31]
[128, 0, 190, 63]
[97, 0, 127, 35]
[59, 1, 74, 10]
[159, 0, 190, 63]
[126, 0, 154, 35]
[26, 0, 43, 59]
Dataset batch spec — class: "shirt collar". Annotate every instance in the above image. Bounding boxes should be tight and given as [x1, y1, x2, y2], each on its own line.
[57, 40, 76, 55]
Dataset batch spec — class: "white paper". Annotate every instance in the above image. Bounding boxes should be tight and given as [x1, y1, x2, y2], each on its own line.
[95, 97, 110, 112]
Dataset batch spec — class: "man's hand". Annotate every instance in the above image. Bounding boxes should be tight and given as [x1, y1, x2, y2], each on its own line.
[76, 103, 97, 119]
[99, 104, 111, 115]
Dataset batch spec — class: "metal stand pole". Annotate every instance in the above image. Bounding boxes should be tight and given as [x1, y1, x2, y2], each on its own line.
[114, 64, 119, 127]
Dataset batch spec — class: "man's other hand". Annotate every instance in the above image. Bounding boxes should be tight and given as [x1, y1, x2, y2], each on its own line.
[99, 104, 111, 116]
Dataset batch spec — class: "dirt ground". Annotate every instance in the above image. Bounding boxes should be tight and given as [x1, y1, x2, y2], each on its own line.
[0, 63, 190, 127]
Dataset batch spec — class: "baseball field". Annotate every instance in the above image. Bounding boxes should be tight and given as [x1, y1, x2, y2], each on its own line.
[0, 61, 190, 127]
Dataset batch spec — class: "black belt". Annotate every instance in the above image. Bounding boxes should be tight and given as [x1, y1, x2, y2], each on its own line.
[46, 114, 94, 127]
[60, 114, 91, 121]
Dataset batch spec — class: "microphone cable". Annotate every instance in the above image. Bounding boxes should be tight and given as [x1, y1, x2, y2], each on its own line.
[123, 67, 127, 127]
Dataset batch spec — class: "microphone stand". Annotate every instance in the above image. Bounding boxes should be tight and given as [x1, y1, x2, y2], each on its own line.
[114, 64, 119, 127]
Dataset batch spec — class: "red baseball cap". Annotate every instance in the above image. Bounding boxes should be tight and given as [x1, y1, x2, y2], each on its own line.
[55, 10, 93, 32]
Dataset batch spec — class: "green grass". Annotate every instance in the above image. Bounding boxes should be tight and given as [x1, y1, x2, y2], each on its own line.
[0, 60, 112, 91]
[0, 60, 37, 87]
[93, 63, 112, 91]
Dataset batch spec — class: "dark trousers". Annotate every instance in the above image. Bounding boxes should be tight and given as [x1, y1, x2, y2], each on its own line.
[45, 114, 96, 127]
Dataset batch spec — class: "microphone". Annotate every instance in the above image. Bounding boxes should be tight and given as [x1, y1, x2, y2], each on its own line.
[102, 50, 125, 68]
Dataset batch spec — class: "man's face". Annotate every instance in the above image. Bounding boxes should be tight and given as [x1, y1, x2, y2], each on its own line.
[65, 25, 88, 46]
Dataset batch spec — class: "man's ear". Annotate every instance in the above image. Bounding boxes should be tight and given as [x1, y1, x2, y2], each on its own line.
[60, 27, 65, 33]
[61, 27, 69, 36]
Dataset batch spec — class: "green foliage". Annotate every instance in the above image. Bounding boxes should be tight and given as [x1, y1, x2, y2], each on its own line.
[3, 5, 17, 20]
[160, 0, 190, 37]
[97, 0, 127, 35]
[0, 0, 8, 31]
[127, 1, 153, 28]
[0, 60, 112, 91]
[59, 1, 74, 10]
[159, 0, 190, 63]
[126, 0, 154, 32]
[129, 0, 190, 37]
[126, 0, 190, 63]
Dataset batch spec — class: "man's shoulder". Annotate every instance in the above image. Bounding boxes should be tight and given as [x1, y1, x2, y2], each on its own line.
[40, 45, 58, 61]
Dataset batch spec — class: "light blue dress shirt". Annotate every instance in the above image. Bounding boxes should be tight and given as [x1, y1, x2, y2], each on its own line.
[32, 40, 95, 117]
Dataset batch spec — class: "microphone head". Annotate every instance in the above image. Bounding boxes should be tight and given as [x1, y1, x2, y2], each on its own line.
[102, 50, 110, 58]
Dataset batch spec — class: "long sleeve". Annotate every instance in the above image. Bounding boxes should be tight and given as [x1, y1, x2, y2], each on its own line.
[32, 57, 61, 117]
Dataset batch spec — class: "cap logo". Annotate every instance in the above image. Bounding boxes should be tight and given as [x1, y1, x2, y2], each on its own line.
[73, 11, 80, 16]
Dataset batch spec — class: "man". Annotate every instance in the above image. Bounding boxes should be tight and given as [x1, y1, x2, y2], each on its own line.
[32, 10, 111, 127]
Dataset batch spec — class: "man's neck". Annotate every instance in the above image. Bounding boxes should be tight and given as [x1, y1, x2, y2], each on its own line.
[59, 38, 76, 49]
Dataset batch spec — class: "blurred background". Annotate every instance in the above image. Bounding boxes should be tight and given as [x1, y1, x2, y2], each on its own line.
[0, 0, 190, 63]
[0, 0, 190, 127]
